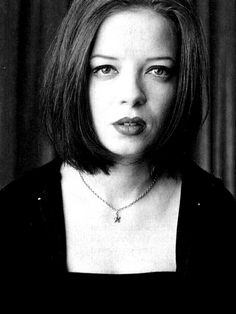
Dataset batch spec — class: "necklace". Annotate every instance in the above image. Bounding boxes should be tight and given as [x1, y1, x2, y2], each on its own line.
[79, 171, 158, 223]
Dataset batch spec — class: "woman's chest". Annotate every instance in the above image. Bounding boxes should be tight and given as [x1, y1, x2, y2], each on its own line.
[65, 216, 178, 274]
[61, 170, 181, 274]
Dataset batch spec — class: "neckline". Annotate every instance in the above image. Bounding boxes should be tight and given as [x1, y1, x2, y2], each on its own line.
[39, 158, 195, 275]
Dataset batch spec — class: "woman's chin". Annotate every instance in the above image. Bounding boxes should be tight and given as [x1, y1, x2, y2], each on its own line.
[104, 141, 152, 161]
[112, 149, 147, 164]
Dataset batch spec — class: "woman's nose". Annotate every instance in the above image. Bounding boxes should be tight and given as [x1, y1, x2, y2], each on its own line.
[120, 74, 147, 107]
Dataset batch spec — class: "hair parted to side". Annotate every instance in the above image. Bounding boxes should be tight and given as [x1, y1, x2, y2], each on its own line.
[41, 0, 209, 175]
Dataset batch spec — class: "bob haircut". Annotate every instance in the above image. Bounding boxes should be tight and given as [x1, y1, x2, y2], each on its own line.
[42, 0, 209, 175]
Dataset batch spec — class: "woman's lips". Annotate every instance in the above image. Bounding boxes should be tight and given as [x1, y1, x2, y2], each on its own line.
[113, 117, 146, 136]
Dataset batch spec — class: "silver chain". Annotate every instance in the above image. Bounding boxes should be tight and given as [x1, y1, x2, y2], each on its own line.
[79, 171, 158, 223]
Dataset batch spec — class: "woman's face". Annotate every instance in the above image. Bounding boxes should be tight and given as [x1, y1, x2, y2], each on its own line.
[89, 7, 177, 160]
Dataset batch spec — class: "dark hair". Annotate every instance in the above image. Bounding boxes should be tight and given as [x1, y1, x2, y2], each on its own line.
[42, 0, 209, 174]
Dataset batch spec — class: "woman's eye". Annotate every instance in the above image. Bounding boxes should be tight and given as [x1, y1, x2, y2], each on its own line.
[92, 65, 118, 77]
[147, 66, 172, 80]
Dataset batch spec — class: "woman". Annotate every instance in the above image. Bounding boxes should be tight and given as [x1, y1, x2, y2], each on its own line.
[2, 0, 235, 306]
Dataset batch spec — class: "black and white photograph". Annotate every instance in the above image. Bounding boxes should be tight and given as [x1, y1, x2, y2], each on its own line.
[0, 0, 236, 310]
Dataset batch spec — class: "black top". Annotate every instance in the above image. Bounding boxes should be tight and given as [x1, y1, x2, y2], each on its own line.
[1, 158, 236, 308]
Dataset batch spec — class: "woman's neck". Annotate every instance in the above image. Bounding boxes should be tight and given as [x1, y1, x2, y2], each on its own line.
[96, 162, 153, 194]
[64, 162, 159, 210]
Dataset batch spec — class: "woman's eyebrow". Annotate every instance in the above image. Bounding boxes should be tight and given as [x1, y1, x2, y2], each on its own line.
[146, 56, 176, 63]
[90, 55, 176, 63]
[90, 54, 118, 60]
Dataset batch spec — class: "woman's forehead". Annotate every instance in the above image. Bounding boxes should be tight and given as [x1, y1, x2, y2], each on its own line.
[91, 8, 177, 62]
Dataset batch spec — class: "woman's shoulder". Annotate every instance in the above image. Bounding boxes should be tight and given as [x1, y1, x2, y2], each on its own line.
[179, 159, 236, 249]
[181, 159, 236, 209]
[0, 159, 63, 228]
[0, 158, 62, 200]
[180, 160, 236, 289]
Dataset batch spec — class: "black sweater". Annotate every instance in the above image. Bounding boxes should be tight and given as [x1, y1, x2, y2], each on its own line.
[1, 158, 235, 308]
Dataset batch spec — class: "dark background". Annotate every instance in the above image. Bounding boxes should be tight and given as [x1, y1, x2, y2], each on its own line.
[0, 0, 235, 197]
